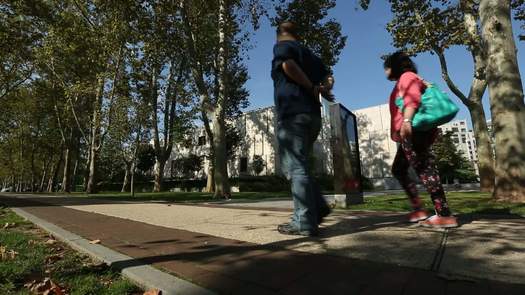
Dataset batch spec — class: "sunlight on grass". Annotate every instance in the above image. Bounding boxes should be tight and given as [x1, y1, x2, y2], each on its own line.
[0, 207, 139, 294]
[351, 192, 525, 216]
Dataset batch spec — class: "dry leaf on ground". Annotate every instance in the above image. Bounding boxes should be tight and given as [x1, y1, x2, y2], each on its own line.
[143, 288, 162, 295]
[45, 254, 64, 264]
[89, 239, 101, 244]
[3, 222, 15, 229]
[0, 246, 18, 260]
[44, 239, 57, 245]
[25, 278, 65, 295]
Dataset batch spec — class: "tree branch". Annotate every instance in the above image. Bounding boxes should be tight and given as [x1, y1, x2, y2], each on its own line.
[433, 48, 471, 107]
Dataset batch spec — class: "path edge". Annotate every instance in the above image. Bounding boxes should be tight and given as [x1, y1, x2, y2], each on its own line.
[11, 207, 216, 295]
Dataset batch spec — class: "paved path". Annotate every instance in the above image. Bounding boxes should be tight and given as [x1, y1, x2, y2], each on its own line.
[2, 194, 524, 294]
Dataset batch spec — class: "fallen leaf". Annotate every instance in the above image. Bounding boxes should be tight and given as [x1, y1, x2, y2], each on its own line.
[45, 239, 57, 245]
[3, 222, 15, 229]
[143, 288, 162, 295]
[0, 246, 18, 261]
[26, 277, 65, 295]
[45, 254, 63, 264]
[89, 239, 101, 244]
[8, 250, 18, 259]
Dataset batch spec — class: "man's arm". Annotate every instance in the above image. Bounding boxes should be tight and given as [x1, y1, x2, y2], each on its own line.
[282, 59, 316, 95]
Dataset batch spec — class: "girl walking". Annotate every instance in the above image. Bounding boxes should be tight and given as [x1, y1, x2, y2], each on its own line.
[384, 51, 458, 228]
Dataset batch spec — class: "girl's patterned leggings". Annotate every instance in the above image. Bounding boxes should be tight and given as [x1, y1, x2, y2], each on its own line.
[392, 132, 451, 217]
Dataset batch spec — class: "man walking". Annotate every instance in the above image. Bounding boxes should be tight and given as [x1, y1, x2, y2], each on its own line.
[271, 22, 334, 236]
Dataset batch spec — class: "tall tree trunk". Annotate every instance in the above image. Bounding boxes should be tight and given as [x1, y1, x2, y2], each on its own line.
[121, 161, 131, 193]
[86, 77, 105, 194]
[61, 145, 72, 193]
[206, 165, 215, 193]
[83, 147, 91, 191]
[213, 0, 231, 198]
[467, 100, 494, 192]
[39, 157, 51, 192]
[153, 157, 166, 192]
[480, 0, 525, 202]
[48, 151, 63, 193]
[71, 158, 78, 192]
[202, 111, 215, 193]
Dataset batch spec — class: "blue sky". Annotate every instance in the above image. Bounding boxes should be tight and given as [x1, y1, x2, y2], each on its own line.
[244, 1, 525, 128]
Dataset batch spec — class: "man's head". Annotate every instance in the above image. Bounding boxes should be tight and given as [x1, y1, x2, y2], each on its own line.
[277, 21, 299, 41]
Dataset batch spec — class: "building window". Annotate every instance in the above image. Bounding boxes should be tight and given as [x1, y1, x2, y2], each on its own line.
[198, 136, 206, 146]
[240, 157, 248, 173]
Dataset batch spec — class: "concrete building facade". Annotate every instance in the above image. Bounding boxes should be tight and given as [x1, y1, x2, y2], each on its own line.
[166, 103, 480, 189]
[167, 106, 334, 179]
[438, 119, 478, 163]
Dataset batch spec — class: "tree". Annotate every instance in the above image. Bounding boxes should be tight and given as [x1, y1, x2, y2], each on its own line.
[479, 0, 525, 202]
[252, 155, 265, 175]
[433, 131, 478, 184]
[172, 154, 204, 178]
[179, 0, 264, 197]
[382, 0, 495, 192]
[0, 2, 43, 100]
[136, 144, 156, 177]
[513, 0, 525, 40]
[273, 0, 348, 68]
[127, 1, 196, 192]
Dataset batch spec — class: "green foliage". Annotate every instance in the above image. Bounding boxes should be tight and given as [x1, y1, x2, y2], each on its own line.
[513, 0, 525, 40]
[252, 155, 265, 175]
[382, 0, 477, 62]
[226, 124, 243, 159]
[272, 0, 347, 67]
[433, 131, 478, 183]
[136, 144, 155, 175]
[172, 154, 204, 178]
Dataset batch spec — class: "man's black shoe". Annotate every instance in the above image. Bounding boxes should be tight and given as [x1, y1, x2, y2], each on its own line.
[277, 223, 318, 237]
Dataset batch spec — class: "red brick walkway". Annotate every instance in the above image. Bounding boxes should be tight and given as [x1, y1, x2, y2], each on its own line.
[3, 197, 524, 295]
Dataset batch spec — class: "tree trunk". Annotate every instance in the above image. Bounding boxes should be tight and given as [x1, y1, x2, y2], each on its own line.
[39, 157, 50, 192]
[467, 101, 495, 192]
[86, 77, 105, 194]
[121, 162, 131, 193]
[205, 164, 215, 193]
[213, 0, 231, 198]
[83, 147, 91, 191]
[153, 158, 166, 192]
[71, 158, 79, 192]
[48, 152, 63, 193]
[61, 146, 72, 193]
[203, 112, 215, 193]
[480, 0, 525, 202]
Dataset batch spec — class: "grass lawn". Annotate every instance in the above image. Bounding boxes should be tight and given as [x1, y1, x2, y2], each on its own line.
[69, 191, 291, 202]
[23, 190, 525, 217]
[350, 192, 525, 217]
[0, 206, 141, 294]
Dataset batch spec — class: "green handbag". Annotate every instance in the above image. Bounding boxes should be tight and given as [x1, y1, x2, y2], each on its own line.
[396, 83, 459, 131]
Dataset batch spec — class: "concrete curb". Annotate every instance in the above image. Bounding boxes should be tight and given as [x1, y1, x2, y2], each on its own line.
[11, 207, 216, 295]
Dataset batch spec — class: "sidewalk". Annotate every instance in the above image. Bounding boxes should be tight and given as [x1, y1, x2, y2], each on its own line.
[2, 194, 524, 294]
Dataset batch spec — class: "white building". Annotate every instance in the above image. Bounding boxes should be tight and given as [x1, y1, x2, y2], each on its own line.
[438, 119, 479, 164]
[166, 103, 480, 189]
[353, 104, 400, 189]
[167, 106, 334, 179]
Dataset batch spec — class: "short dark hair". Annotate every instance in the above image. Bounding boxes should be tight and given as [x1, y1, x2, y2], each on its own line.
[277, 21, 299, 38]
[383, 51, 418, 80]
